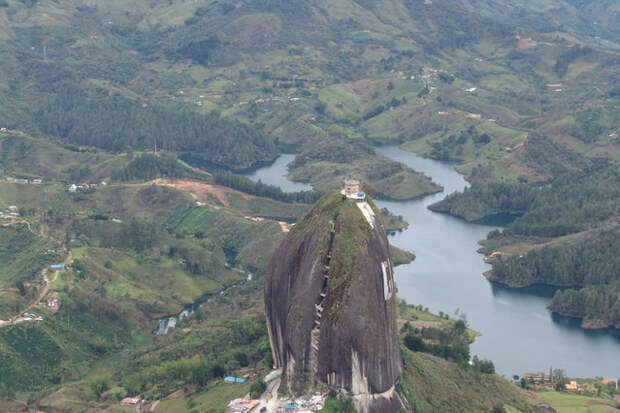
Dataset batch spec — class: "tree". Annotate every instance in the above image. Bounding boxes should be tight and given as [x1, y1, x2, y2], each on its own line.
[492, 404, 507, 413]
[404, 333, 427, 352]
[89, 375, 110, 400]
[249, 380, 267, 399]
[553, 369, 566, 391]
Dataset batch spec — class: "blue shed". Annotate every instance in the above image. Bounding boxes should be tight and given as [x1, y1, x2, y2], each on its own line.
[50, 264, 65, 270]
[224, 376, 246, 383]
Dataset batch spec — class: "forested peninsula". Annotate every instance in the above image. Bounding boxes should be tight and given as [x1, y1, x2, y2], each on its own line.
[430, 165, 620, 329]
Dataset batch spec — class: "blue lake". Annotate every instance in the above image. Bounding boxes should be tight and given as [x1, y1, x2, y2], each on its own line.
[247, 146, 620, 379]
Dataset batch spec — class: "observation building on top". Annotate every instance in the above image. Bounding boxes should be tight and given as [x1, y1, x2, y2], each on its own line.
[342, 178, 366, 201]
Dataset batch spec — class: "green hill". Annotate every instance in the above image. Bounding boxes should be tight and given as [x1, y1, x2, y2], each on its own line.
[0, 0, 615, 193]
[0, 0, 617, 410]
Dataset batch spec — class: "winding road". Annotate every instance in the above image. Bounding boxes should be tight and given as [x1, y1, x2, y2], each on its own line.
[0, 219, 71, 328]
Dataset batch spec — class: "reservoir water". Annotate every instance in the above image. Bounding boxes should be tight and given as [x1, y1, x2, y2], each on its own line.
[246, 147, 620, 379]
[245, 154, 313, 193]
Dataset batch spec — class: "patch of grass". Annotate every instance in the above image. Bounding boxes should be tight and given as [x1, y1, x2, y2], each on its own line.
[398, 348, 535, 413]
[319, 87, 363, 122]
[319, 396, 356, 412]
[537, 391, 617, 413]
[189, 382, 252, 412]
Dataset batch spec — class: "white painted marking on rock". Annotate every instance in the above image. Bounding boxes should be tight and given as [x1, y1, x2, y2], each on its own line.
[381, 261, 393, 301]
[356, 202, 376, 229]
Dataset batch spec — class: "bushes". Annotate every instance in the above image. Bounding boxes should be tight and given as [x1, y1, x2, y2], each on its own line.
[471, 355, 495, 374]
[89, 375, 110, 400]
[123, 358, 226, 393]
[249, 379, 267, 398]
[403, 333, 470, 365]
[574, 108, 604, 143]
[554, 45, 593, 77]
[492, 404, 507, 413]
[321, 396, 356, 413]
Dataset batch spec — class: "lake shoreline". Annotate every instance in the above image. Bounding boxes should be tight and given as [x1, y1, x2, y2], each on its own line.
[244, 147, 620, 378]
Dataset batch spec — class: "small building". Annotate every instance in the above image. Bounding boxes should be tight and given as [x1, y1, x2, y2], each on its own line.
[524, 372, 551, 382]
[68, 184, 77, 192]
[121, 397, 140, 406]
[50, 264, 65, 270]
[227, 398, 260, 413]
[45, 292, 60, 312]
[224, 376, 246, 384]
[32, 179, 42, 184]
[8, 206, 17, 212]
[342, 179, 366, 201]
[565, 380, 578, 391]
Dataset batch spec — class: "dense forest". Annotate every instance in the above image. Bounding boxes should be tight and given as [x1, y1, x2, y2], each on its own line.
[34, 86, 277, 170]
[213, 170, 321, 204]
[491, 230, 619, 329]
[431, 165, 619, 237]
[433, 165, 619, 328]
[111, 153, 202, 182]
[429, 181, 535, 222]
[550, 280, 620, 330]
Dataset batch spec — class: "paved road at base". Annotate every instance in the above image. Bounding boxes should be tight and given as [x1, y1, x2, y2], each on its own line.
[256, 370, 282, 412]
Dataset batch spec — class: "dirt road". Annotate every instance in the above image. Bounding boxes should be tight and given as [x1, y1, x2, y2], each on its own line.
[147, 179, 259, 207]
[0, 250, 72, 328]
[255, 370, 282, 412]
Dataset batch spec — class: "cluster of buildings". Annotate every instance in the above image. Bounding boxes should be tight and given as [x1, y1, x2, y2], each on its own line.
[68, 181, 106, 192]
[523, 372, 552, 383]
[44, 292, 60, 313]
[278, 393, 326, 412]
[227, 398, 259, 413]
[12, 312, 43, 325]
[227, 393, 326, 413]
[523, 372, 620, 395]
[0, 205, 20, 218]
[5, 177, 42, 185]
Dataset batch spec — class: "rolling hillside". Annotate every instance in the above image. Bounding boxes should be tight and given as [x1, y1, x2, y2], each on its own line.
[0, 0, 618, 411]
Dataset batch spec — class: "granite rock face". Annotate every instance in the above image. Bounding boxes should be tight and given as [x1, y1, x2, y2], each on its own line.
[265, 192, 403, 413]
